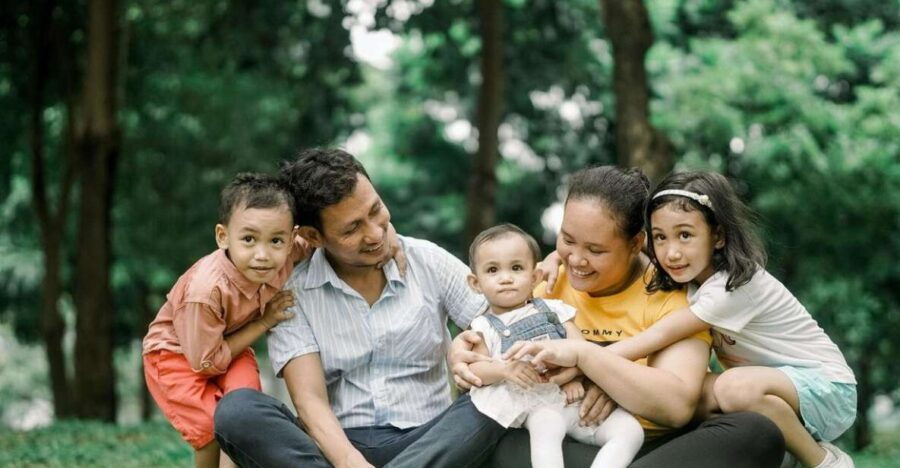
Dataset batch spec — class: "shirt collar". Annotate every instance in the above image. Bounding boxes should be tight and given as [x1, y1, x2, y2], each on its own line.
[216, 249, 261, 300]
[303, 248, 406, 291]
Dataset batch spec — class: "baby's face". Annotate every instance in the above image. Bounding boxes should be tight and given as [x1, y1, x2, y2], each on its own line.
[471, 235, 538, 313]
[216, 204, 295, 284]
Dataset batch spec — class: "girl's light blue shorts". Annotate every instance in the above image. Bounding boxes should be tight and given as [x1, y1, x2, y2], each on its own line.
[778, 365, 857, 442]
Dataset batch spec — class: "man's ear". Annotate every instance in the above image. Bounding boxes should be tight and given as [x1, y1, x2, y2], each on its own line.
[298, 226, 324, 248]
[215, 224, 228, 249]
[467, 273, 482, 293]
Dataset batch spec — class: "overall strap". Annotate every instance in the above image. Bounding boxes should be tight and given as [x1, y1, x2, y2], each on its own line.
[483, 313, 511, 337]
[530, 298, 567, 338]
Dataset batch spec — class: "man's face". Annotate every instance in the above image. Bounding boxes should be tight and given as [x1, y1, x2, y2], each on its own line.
[313, 174, 392, 271]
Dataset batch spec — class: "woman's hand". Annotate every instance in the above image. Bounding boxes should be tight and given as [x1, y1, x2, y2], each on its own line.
[503, 339, 581, 369]
[504, 361, 543, 389]
[579, 380, 617, 426]
[535, 250, 563, 294]
[449, 331, 491, 390]
[377, 223, 408, 276]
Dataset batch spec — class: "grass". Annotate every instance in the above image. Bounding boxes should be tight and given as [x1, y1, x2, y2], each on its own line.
[0, 420, 191, 467]
[0, 421, 897, 467]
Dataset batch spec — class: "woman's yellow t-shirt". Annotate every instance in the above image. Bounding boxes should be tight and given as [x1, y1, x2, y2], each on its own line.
[535, 267, 712, 436]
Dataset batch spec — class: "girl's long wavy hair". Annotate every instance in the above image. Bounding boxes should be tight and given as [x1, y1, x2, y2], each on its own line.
[645, 171, 767, 292]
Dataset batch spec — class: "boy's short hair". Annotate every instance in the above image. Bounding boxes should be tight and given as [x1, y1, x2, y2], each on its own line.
[218, 172, 295, 225]
[468, 223, 542, 270]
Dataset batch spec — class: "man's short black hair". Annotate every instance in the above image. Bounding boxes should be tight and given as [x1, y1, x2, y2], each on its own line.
[280, 148, 370, 230]
[468, 223, 542, 270]
[218, 172, 295, 225]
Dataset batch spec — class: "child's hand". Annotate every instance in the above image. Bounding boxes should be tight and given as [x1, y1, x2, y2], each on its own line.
[377, 223, 407, 277]
[291, 234, 314, 263]
[535, 250, 562, 294]
[260, 290, 295, 329]
[504, 360, 543, 389]
[561, 379, 585, 404]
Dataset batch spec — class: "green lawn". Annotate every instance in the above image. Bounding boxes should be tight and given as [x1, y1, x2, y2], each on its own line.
[0, 421, 896, 467]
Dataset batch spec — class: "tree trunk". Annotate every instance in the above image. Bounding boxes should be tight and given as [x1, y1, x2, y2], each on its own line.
[599, 0, 673, 181]
[28, 0, 74, 419]
[465, 0, 505, 248]
[72, 0, 121, 421]
[854, 356, 872, 450]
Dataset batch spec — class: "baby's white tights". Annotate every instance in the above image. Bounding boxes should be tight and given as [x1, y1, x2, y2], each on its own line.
[524, 404, 644, 468]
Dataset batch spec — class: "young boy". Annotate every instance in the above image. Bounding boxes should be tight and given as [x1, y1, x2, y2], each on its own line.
[465, 223, 644, 468]
[142, 172, 305, 468]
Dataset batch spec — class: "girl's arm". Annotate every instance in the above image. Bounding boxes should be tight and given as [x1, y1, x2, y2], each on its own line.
[606, 306, 711, 361]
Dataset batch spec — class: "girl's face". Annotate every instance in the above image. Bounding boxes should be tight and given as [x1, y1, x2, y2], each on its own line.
[557, 198, 644, 297]
[649, 204, 724, 285]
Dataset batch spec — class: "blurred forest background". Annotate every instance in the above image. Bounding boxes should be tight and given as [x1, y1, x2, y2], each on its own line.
[1, 0, 898, 465]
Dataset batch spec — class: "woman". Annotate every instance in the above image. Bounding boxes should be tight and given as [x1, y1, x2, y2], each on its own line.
[451, 166, 785, 467]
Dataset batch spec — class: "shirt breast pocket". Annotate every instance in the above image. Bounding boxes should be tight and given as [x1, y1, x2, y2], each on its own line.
[389, 294, 445, 364]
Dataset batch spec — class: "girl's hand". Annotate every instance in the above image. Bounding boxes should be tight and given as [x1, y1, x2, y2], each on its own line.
[375, 222, 407, 277]
[504, 340, 580, 369]
[260, 290, 295, 329]
[561, 379, 585, 404]
[535, 250, 563, 294]
[504, 360, 543, 389]
[449, 331, 491, 390]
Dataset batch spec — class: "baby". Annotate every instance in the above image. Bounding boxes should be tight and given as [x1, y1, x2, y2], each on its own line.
[465, 223, 644, 468]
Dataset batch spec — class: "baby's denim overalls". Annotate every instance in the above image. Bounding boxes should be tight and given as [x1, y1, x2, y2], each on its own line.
[483, 298, 568, 353]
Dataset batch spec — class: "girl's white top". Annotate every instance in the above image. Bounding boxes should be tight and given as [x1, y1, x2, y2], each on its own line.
[688, 269, 855, 384]
[469, 299, 577, 428]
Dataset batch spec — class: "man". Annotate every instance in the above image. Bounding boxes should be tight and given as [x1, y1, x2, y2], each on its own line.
[214, 148, 505, 468]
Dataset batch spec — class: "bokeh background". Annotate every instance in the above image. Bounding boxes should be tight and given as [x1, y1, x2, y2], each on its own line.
[1, 0, 898, 466]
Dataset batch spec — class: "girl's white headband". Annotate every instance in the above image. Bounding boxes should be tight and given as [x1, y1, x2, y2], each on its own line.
[652, 189, 713, 210]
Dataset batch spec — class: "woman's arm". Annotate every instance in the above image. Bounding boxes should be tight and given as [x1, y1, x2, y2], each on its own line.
[605, 307, 711, 361]
[509, 336, 710, 428]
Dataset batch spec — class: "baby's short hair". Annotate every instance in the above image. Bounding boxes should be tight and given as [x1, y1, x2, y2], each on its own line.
[468, 223, 542, 270]
[218, 172, 295, 225]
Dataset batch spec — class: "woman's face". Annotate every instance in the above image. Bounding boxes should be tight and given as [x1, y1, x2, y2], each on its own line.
[557, 198, 643, 296]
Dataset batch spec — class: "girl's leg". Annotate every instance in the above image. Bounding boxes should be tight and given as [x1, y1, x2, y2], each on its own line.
[587, 407, 644, 468]
[523, 405, 568, 468]
[713, 367, 825, 467]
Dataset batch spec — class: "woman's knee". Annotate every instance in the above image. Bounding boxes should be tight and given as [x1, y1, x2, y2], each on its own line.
[723, 411, 785, 462]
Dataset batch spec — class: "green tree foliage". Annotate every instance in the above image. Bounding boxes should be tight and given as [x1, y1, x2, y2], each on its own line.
[652, 0, 900, 447]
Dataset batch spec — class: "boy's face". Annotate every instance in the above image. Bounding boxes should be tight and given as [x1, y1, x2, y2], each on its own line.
[216, 204, 296, 284]
[468, 235, 540, 314]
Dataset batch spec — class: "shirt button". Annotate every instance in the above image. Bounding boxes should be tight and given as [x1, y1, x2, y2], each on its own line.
[502, 330, 511, 337]
[201, 361, 211, 368]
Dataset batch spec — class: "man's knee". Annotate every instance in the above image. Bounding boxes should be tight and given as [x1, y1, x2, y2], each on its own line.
[215, 388, 264, 436]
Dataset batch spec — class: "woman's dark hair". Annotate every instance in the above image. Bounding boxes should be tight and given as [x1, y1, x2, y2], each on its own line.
[565, 166, 651, 240]
[218, 172, 295, 225]
[279, 148, 370, 229]
[645, 171, 767, 292]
